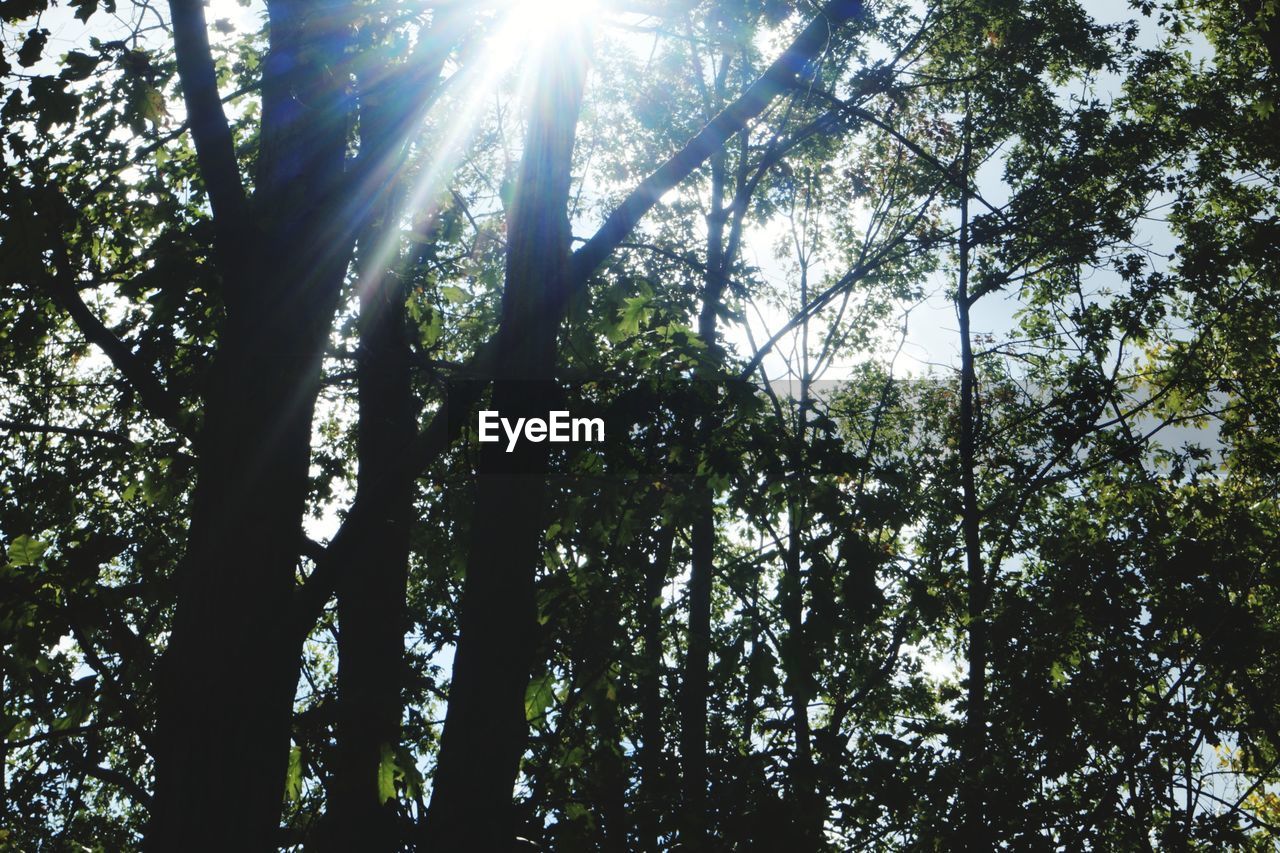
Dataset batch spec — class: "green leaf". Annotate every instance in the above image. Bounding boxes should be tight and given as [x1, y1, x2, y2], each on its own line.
[377, 743, 396, 804]
[612, 294, 652, 340]
[440, 285, 467, 304]
[395, 745, 423, 800]
[6, 535, 48, 567]
[285, 746, 303, 802]
[524, 672, 555, 722]
[420, 306, 442, 348]
[140, 85, 167, 127]
[51, 693, 92, 732]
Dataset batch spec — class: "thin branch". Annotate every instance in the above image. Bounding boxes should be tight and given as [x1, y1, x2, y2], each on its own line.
[75, 760, 153, 810]
[738, 198, 935, 378]
[46, 227, 191, 439]
[0, 419, 132, 446]
[168, 0, 247, 250]
[568, 0, 865, 288]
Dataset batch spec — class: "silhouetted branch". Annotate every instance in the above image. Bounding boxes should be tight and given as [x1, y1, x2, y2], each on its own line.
[0, 419, 132, 446]
[46, 231, 191, 439]
[168, 0, 247, 252]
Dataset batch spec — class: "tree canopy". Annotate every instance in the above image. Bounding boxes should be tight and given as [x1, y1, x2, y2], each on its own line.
[2, 0, 1279, 849]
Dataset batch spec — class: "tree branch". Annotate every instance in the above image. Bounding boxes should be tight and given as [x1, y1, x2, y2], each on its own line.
[737, 196, 935, 378]
[567, 0, 864, 288]
[76, 759, 154, 810]
[0, 419, 132, 446]
[168, 0, 247, 253]
[46, 229, 191, 439]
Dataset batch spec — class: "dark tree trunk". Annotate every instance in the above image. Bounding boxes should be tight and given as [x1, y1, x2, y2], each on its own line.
[955, 101, 989, 847]
[638, 525, 675, 850]
[784, 416, 819, 848]
[322, 243, 414, 853]
[317, 19, 459, 849]
[147, 230, 349, 849]
[679, 141, 728, 850]
[585, 599, 630, 853]
[681, 503, 715, 848]
[784, 200, 821, 848]
[146, 1, 353, 848]
[424, 31, 589, 851]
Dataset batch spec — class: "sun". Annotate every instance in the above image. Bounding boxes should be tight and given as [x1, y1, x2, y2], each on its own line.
[500, 0, 601, 48]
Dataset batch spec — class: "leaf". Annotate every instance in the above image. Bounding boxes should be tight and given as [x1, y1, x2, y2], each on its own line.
[285, 746, 303, 802]
[6, 534, 48, 567]
[395, 745, 423, 800]
[28, 76, 78, 132]
[60, 50, 98, 81]
[440, 285, 467, 304]
[614, 294, 652, 339]
[420, 306, 442, 348]
[17, 28, 47, 67]
[524, 672, 555, 722]
[141, 85, 168, 128]
[377, 742, 396, 804]
[51, 693, 93, 732]
[1, 0, 47, 24]
[67, 0, 97, 22]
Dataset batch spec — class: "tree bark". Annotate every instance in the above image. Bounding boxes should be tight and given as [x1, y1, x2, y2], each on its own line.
[423, 29, 589, 851]
[147, 1, 353, 847]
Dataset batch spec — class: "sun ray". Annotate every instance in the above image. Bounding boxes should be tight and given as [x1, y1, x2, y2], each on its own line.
[352, 0, 599, 310]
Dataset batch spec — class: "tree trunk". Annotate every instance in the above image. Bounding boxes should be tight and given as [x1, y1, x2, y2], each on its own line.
[317, 19, 459, 849]
[146, 2, 353, 847]
[956, 98, 989, 847]
[324, 256, 414, 853]
[639, 525, 676, 850]
[680, 139, 729, 849]
[784, 261, 819, 847]
[423, 30, 589, 851]
[148, 251, 349, 850]
[586, 599, 630, 853]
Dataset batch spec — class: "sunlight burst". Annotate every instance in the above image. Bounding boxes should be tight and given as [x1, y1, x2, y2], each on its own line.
[501, 0, 600, 47]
